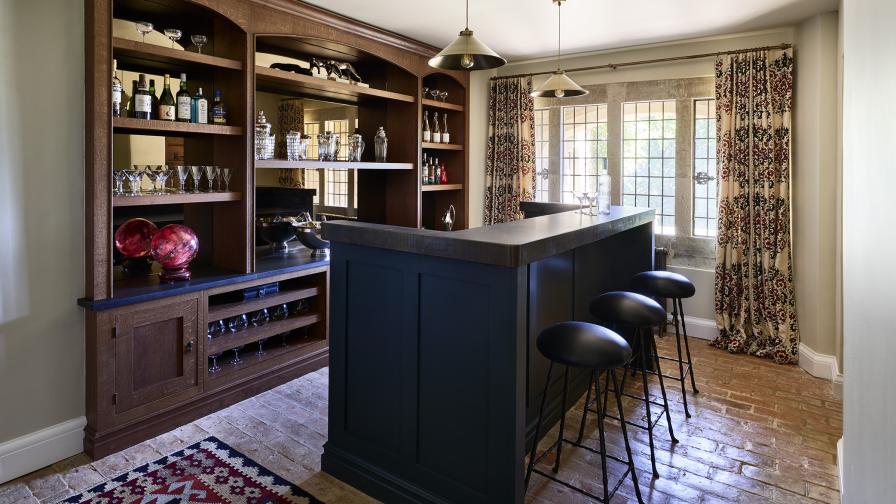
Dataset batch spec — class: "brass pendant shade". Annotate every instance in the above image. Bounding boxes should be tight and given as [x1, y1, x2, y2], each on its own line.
[429, 0, 505, 71]
[532, 0, 588, 98]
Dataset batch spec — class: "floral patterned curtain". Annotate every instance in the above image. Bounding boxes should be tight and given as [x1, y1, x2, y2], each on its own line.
[712, 49, 799, 364]
[484, 76, 536, 224]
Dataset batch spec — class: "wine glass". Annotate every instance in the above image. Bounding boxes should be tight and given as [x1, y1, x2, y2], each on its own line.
[208, 353, 222, 373]
[189, 165, 202, 193]
[163, 28, 182, 48]
[207, 320, 225, 339]
[256, 338, 267, 357]
[587, 193, 599, 216]
[250, 308, 269, 327]
[271, 303, 288, 321]
[220, 167, 232, 192]
[577, 192, 588, 214]
[203, 165, 217, 192]
[230, 345, 244, 365]
[430, 89, 441, 101]
[228, 314, 248, 332]
[175, 165, 189, 193]
[135, 22, 153, 43]
[439, 91, 448, 102]
[190, 34, 208, 54]
[279, 331, 290, 347]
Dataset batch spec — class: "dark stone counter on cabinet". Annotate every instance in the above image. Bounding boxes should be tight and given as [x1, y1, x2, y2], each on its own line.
[321, 205, 655, 504]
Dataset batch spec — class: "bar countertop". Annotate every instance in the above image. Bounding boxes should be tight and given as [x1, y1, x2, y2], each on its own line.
[322, 205, 654, 267]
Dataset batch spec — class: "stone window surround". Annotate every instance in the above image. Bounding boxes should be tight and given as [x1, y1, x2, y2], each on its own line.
[535, 76, 716, 269]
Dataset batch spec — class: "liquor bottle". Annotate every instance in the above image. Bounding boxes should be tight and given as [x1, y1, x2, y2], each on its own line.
[158, 74, 176, 121]
[133, 74, 152, 120]
[423, 111, 431, 142]
[441, 113, 450, 143]
[432, 112, 441, 143]
[431, 157, 438, 185]
[211, 90, 227, 125]
[148, 79, 159, 119]
[111, 59, 122, 117]
[440, 161, 448, 184]
[435, 161, 442, 184]
[422, 156, 429, 185]
[127, 80, 138, 118]
[176, 73, 191, 122]
[192, 87, 208, 124]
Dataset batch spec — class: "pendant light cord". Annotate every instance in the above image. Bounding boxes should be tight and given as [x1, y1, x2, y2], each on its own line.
[556, 0, 561, 71]
[466, 0, 469, 29]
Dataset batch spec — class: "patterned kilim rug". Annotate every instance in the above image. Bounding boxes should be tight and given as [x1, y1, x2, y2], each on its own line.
[61, 436, 323, 503]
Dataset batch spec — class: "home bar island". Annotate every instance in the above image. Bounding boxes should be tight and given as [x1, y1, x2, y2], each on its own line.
[321, 205, 655, 504]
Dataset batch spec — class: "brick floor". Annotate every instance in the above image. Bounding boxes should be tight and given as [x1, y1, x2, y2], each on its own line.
[1, 337, 841, 503]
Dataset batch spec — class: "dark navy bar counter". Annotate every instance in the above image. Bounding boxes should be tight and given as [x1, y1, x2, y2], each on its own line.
[321, 204, 655, 504]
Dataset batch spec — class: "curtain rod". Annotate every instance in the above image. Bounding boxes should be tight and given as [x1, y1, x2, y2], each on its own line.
[491, 43, 793, 80]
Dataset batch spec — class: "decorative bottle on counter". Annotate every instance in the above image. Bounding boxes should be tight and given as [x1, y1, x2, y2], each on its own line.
[133, 74, 151, 120]
[423, 111, 431, 142]
[111, 59, 122, 117]
[432, 112, 441, 143]
[441, 113, 450, 143]
[374, 127, 388, 162]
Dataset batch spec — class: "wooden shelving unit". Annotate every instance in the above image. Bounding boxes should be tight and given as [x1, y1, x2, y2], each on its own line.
[422, 184, 463, 192]
[422, 142, 464, 151]
[207, 333, 326, 381]
[255, 159, 413, 170]
[208, 286, 320, 320]
[112, 117, 243, 136]
[256, 65, 416, 104]
[112, 191, 242, 207]
[113, 37, 243, 71]
[207, 312, 322, 354]
[421, 98, 464, 111]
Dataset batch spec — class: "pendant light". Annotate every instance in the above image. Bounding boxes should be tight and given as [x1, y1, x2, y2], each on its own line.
[429, 0, 506, 71]
[532, 0, 587, 98]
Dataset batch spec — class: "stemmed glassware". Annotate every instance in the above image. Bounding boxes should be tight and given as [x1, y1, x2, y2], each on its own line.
[220, 168, 232, 192]
[228, 314, 249, 332]
[429, 89, 441, 101]
[271, 303, 289, 321]
[256, 338, 267, 357]
[203, 165, 218, 192]
[577, 192, 588, 214]
[230, 345, 244, 365]
[189, 165, 202, 193]
[191, 34, 208, 54]
[143, 166, 160, 194]
[163, 28, 182, 48]
[439, 91, 448, 102]
[135, 22, 153, 43]
[250, 308, 269, 327]
[587, 192, 599, 216]
[422, 87, 429, 100]
[126, 166, 144, 196]
[176, 165, 190, 193]
[208, 353, 222, 373]
[113, 170, 126, 196]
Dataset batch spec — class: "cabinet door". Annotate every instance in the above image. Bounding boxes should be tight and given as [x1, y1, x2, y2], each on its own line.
[113, 298, 199, 414]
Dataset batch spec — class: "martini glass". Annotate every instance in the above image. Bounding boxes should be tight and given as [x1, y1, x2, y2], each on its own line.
[155, 165, 170, 194]
[163, 28, 182, 48]
[189, 165, 202, 193]
[191, 34, 208, 54]
[143, 165, 160, 194]
[422, 87, 429, 100]
[430, 89, 440, 101]
[113, 169, 126, 196]
[220, 168, 232, 192]
[135, 22, 153, 43]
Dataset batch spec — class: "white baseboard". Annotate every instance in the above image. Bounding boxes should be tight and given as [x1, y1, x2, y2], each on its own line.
[668, 316, 718, 341]
[799, 343, 841, 382]
[0, 417, 86, 484]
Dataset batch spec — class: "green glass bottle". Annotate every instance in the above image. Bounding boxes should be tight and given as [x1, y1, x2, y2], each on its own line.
[191, 87, 208, 124]
[148, 79, 159, 120]
[133, 74, 151, 120]
[126, 80, 137, 118]
[158, 74, 176, 121]
[176, 73, 191, 122]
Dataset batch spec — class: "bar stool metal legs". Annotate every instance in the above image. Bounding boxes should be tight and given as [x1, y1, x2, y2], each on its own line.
[664, 297, 700, 417]
[526, 363, 643, 503]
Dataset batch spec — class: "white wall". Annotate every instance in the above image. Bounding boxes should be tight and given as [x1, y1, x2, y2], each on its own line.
[0, 0, 86, 473]
[841, 0, 896, 500]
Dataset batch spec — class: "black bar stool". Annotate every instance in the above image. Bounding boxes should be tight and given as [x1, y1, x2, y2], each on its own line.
[586, 291, 678, 478]
[631, 270, 699, 418]
[525, 321, 643, 504]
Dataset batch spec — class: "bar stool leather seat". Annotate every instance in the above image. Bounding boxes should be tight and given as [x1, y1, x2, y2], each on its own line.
[536, 321, 632, 369]
[589, 291, 666, 328]
[631, 270, 696, 299]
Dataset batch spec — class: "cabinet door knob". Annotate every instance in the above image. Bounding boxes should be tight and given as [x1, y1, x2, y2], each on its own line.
[185, 340, 194, 353]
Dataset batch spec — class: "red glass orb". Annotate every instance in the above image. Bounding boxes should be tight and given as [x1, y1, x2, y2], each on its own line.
[114, 218, 158, 258]
[151, 224, 199, 282]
